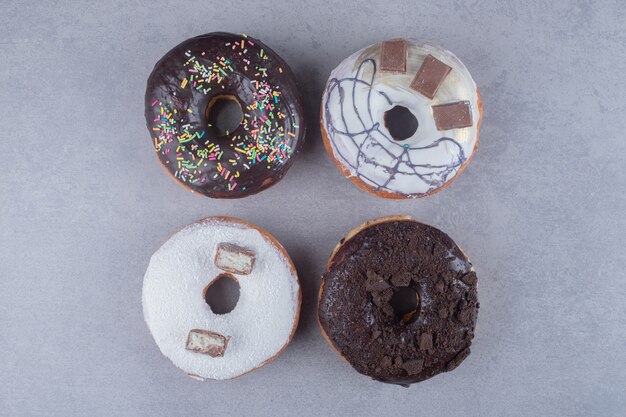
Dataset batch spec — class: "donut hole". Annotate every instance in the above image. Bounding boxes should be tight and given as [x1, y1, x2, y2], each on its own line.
[390, 287, 420, 323]
[204, 273, 240, 314]
[384, 106, 418, 141]
[205, 95, 243, 136]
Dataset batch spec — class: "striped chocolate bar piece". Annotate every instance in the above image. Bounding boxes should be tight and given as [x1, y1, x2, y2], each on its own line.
[380, 40, 407, 73]
[215, 242, 255, 275]
[410, 54, 452, 99]
[186, 329, 231, 357]
[432, 101, 473, 130]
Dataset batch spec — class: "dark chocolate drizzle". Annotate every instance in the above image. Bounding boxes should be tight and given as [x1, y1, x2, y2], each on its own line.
[323, 59, 466, 197]
[319, 219, 479, 386]
[145, 33, 305, 198]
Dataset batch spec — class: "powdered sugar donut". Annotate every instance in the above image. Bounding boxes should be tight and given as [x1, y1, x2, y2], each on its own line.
[142, 217, 301, 380]
[321, 39, 482, 199]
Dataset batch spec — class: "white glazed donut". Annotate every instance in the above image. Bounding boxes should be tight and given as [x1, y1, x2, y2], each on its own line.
[142, 217, 301, 380]
[321, 39, 482, 199]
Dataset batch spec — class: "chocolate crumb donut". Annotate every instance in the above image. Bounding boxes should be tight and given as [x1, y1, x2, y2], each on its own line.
[145, 33, 305, 198]
[318, 216, 479, 386]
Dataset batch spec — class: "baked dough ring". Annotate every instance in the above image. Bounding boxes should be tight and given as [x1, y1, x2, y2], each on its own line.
[321, 40, 482, 198]
[143, 217, 301, 380]
[318, 216, 478, 386]
[145, 33, 305, 198]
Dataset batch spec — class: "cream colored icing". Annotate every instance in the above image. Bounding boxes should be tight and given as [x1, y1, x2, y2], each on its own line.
[321, 40, 480, 197]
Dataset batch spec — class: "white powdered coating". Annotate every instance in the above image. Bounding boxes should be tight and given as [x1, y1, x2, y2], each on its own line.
[142, 218, 299, 380]
[321, 40, 480, 197]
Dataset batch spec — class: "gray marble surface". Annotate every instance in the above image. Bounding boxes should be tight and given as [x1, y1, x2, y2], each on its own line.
[1, 1, 625, 416]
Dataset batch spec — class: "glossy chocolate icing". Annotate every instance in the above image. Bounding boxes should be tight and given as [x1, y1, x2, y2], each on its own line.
[319, 219, 479, 386]
[145, 33, 305, 198]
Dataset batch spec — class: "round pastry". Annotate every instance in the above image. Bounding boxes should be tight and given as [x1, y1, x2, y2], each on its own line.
[143, 216, 301, 380]
[145, 33, 305, 198]
[321, 39, 482, 199]
[318, 216, 478, 386]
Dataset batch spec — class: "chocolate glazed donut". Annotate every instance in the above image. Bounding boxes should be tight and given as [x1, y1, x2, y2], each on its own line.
[145, 33, 305, 198]
[318, 216, 479, 386]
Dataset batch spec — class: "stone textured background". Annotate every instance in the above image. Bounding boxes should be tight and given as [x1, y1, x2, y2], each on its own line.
[1, 1, 625, 416]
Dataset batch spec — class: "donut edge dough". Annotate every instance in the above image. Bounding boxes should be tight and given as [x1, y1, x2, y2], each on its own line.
[320, 40, 483, 199]
[143, 216, 301, 380]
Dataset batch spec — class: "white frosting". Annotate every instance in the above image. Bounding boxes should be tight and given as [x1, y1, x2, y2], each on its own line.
[321, 40, 480, 197]
[142, 218, 300, 380]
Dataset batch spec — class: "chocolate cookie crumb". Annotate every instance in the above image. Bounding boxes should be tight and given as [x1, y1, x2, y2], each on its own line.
[403, 359, 424, 375]
[445, 347, 470, 372]
[366, 270, 390, 292]
[391, 271, 413, 287]
[419, 333, 434, 353]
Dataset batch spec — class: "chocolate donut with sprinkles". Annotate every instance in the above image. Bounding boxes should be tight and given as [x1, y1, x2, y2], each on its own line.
[145, 33, 305, 198]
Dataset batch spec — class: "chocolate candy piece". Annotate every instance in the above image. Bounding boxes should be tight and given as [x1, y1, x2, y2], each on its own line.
[186, 330, 231, 357]
[410, 54, 452, 99]
[215, 242, 256, 275]
[432, 101, 473, 130]
[380, 40, 407, 73]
